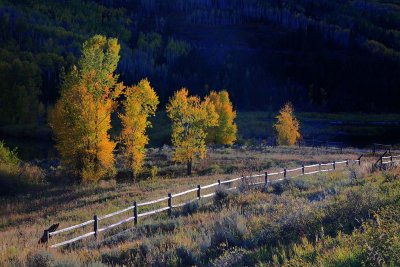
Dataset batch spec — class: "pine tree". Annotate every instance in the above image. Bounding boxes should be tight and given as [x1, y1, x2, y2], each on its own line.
[206, 90, 237, 145]
[166, 88, 218, 175]
[274, 102, 301, 146]
[49, 35, 124, 182]
[119, 78, 159, 180]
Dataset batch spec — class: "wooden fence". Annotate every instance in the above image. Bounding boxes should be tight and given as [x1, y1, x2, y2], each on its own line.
[377, 153, 400, 168]
[372, 143, 394, 154]
[43, 154, 398, 249]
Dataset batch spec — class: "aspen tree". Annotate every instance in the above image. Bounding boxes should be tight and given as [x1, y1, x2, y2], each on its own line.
[274, 102, 301, 146]
[119, 78, 159, 180]
[166, 88, 218, 175]
[206, 90, 237, 145]
[50, 35, 123, 182]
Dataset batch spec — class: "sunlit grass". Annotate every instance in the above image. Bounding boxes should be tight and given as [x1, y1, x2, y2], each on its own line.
[1, 146, 398, 266]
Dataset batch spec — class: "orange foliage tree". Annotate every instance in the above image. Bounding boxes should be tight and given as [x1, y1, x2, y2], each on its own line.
[206, 90, 237, 145]
[274, 102, 301, 146]
[119, 78, 159, 179]
[49, 35, 124, 182]
[166, 88, 218, 175]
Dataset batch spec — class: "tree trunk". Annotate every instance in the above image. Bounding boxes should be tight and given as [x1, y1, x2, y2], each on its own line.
[187, 159, 192, 176]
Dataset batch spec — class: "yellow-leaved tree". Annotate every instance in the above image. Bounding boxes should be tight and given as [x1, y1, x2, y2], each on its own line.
[49, 35, 124, 182]
[274, 102, 301, 146]
[166, 88, 218, 175]
[119, 78, 159, 180]
[206, 90, 237, 145]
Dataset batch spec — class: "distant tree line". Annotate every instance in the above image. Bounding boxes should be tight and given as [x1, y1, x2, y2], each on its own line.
[0, 0, 399, 129]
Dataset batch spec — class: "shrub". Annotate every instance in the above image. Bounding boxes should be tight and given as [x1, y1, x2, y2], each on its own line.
[211, 247, 247, 267]
[360, 205, 400, 266]
[348, 162, 372, 183]
[0, 141, 19, 166]
[382, 167, 400, 183]
[271, 179, 292, 195]
[53, 258, 90, 267]
[0, 141, 46, 195]
[26, 251, 54, 267]
[181, 201, 200, 216]
[211, 213, 247, 248]
[19, 163, 46, 184]
[213, 186, 239, 209]
[176, 247, 198, 266]
[293, 179, 311, 191]
[150, 165, 159, 179]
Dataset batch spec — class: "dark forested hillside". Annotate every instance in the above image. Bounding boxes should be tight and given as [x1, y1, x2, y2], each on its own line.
[1, 0, 400, 126]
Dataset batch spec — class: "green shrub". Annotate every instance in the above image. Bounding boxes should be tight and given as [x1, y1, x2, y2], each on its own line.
[360, 205, 400, 266]
[0, 141, 19, 166]
[382, 167, 400, 183]
[150, 165, 159, 179]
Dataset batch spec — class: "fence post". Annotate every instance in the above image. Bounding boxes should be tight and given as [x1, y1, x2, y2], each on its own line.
[133, 202, 138, 225]
[168, 193, 172, 217]
[302, 165, 305, 175]
[333, 161, 336, 170]
[93, 215, 98, 239]
[283, 169, 287, 179]
[43, 229, 49, 247]
[265, 172, 268, 185]
[197, 185, 201, 199]
[217, 179, 221, 186]
[346, 160, 349, 168]
[391, 156, 393, 162]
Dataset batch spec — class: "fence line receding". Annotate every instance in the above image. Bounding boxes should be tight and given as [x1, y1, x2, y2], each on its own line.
[44, 154, 399, 249]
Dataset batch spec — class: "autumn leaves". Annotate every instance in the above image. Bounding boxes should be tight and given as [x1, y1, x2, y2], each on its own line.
[49, 36, 123, 182]
[274, 103, 301, 146]
[49, 36, 237, 182]
[166, 89, 237, 175]
[49, 36, 301, 182]
[119, 79, 159, 179]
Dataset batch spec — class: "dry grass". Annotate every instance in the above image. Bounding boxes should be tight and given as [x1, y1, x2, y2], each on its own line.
[0, 146, 374, 266]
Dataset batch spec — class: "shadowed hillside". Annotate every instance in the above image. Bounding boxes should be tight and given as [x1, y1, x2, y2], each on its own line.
[1, 0, 400, 128]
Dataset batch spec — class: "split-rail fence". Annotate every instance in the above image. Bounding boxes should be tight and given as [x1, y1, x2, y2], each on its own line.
[43, 153, 400, 248]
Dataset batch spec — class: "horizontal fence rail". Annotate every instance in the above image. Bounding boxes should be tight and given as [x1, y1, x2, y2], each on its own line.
[43, 154, 397, 249]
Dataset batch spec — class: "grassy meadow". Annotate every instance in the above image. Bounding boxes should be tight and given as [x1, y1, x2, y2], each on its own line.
[146, 111, 400, 148]
[1, 145, 400, 266]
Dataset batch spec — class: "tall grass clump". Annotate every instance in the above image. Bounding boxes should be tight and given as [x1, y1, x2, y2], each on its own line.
[0, 141, 20, 194]
[0, 140, 45, 195]
[0, 140, 19, 170]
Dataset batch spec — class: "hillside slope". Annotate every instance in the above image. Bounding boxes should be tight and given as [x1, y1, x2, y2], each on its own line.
[0, 0, 399, 127]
